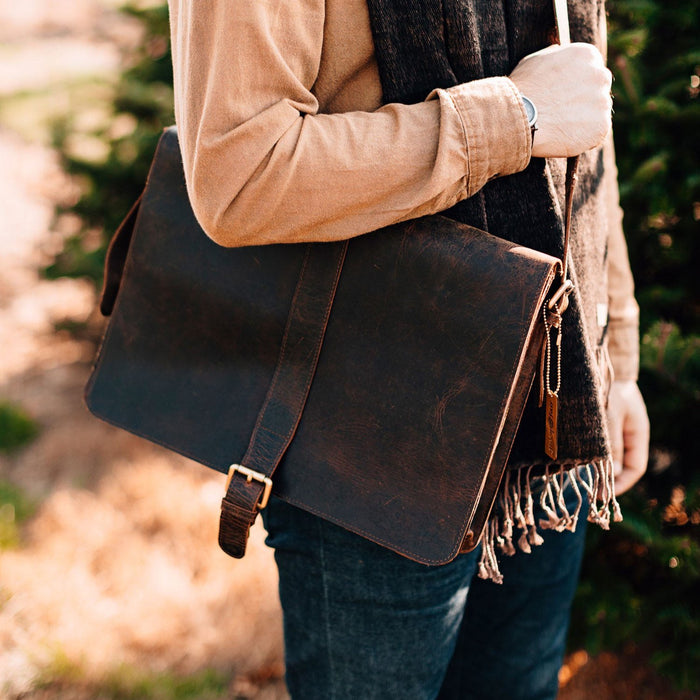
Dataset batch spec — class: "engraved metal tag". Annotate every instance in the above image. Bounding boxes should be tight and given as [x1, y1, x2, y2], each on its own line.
[544, 393, 559, 460]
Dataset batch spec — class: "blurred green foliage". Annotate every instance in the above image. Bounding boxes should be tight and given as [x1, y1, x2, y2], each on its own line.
[606, 0, 700, 336]
[98, 667, 228, 700]
[569, 0, 700, 690]
[0, 401, 38, 453]
[0, 400, 38, 548]
[0, 479, 36, 549]
[46, 0, 699, 690]
[45, 3, 173, 283]
[39, 654, 230, 700]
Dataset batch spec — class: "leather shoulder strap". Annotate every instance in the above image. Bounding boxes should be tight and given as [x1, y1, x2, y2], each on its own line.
[556, 1, 578, 283]
[553, 0, 571, 45]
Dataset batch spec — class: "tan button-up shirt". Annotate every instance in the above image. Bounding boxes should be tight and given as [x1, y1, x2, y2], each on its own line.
[167, 0, 639, 379]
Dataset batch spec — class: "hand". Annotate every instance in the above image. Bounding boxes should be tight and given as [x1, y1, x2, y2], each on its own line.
[509, 43, 613, 158]
[606, 380, 650, 495]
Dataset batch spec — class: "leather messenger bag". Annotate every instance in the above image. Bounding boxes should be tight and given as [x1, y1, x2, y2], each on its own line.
[85, 126, 571, 565]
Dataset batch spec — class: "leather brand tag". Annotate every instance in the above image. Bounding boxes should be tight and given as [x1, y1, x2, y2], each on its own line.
[544, 393, 558, 460]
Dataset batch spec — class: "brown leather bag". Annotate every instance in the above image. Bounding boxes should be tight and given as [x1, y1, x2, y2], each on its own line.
[85, 127, 577, 565]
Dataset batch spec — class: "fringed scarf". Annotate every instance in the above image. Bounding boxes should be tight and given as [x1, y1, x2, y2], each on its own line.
[366, 0, 621, 581]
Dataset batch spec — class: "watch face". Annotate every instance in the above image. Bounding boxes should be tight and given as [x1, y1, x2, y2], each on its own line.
[521, 95, 537, 126]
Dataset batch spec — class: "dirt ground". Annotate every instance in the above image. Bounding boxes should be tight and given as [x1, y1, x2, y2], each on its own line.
[0, 1, 696, 698]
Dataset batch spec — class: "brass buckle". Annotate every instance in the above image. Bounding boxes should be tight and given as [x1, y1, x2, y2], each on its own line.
[225, 464, 273, 510]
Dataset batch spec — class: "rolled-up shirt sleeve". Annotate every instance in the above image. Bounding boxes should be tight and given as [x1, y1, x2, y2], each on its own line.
[168, 0, 532, 247]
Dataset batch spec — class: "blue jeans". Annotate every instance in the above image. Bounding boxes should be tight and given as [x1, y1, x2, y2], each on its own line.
[262, 478, 587, 700]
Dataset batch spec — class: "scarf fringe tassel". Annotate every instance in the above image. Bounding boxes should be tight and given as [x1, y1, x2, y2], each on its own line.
[477, 458, 622, 584]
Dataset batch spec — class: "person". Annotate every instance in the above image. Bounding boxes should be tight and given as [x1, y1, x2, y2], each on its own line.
[166, 0, 650, 697]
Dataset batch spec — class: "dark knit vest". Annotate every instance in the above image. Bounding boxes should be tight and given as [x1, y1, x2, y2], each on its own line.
[366, 0, 613, 471]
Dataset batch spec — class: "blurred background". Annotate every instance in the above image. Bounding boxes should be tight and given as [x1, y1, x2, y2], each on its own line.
[0, 0, 697, 698]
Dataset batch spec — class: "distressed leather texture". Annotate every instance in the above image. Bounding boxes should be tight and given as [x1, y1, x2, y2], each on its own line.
[86, 127, 559, 565]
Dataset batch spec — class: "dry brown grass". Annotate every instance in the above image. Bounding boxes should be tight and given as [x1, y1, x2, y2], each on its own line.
[1, 447, 284, 696]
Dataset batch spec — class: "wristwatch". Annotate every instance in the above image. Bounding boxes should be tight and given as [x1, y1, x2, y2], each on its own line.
[520, 94, 538, 144]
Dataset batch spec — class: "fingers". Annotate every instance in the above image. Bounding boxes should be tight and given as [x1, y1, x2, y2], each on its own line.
[608, 398, 624, 478]
[606, 381, 650, 496]
[615, 391, 650, 495]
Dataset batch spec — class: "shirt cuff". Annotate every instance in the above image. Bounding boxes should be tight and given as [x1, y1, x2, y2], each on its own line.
[430, 76, 532, 197]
